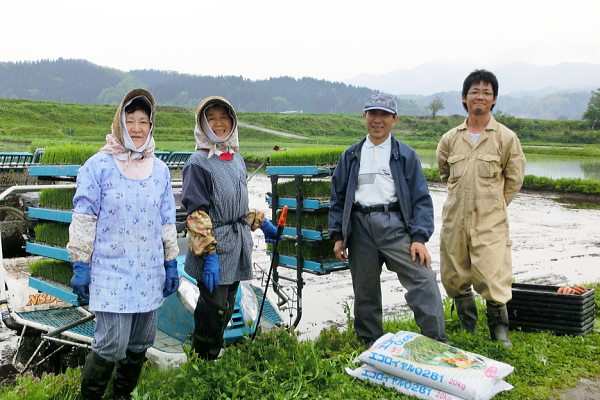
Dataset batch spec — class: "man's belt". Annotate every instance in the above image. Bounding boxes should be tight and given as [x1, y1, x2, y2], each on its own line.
[352, 202, 400, 214]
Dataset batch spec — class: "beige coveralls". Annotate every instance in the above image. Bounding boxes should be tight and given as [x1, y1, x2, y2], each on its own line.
[437, 117, 526, 304]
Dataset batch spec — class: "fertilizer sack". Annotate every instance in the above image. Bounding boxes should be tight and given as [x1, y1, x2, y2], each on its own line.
[355, 331, 514, 400]
[346, 364, 514, 400]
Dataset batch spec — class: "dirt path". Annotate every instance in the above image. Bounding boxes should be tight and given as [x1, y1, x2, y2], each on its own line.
[238, 122, 310, 139]
[550, 376, 600, 400]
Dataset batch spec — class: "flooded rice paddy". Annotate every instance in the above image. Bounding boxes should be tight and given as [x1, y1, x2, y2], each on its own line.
[247, 174, 600, 340]
[416, 149, 600, 180]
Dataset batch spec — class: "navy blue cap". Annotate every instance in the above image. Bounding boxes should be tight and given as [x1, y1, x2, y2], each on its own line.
[364, 94, 397, 115]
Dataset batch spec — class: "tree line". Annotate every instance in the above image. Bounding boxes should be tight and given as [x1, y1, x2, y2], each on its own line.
[0, 58, 595, 120]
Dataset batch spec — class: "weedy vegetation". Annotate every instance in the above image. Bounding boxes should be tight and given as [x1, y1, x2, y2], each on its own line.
[3, 284, 600, 399]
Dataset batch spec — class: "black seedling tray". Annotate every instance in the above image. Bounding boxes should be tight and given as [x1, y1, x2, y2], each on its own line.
[507, 283, 596, 336]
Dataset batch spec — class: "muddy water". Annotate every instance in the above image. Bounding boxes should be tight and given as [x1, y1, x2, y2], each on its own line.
[247, 174, 600, 340]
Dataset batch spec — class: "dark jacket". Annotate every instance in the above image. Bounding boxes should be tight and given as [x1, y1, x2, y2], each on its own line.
[328, 135, 434, 247]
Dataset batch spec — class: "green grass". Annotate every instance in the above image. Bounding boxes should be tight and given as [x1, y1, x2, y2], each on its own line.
[269, 238, 336, 261]
[4, 284, 600, 399]
[38, 188, 77, 210]
[28, 259, 73, 286]
[33, 222, 70, 246]
[269, 147, 347, 167]
[38, 144, 99, 165]
[282, 210, 329, 231]
[274, 178, 333, 198]
[3, 98, 600, 158]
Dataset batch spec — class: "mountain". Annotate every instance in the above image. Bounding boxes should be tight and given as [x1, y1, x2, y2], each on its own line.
[0, 59, 375, 114]
[342, 62, 600, 119]
[0, 59, 597, 119]
[342, 61, 600, 97]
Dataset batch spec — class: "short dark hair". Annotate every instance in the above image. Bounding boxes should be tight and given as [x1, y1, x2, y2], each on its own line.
[125, 97, 151, 116]
[461, 69, 498, 112]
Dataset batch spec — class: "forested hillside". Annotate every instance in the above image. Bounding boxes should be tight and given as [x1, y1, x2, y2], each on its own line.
[0, 59, 387, 114]
[0, 58, 594, 119]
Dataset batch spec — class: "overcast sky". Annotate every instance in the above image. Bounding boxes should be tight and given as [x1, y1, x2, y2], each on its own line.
[2, 0, 599, 82]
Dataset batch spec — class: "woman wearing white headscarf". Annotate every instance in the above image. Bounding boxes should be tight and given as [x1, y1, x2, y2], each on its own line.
[182, 96, 279, 360]
[67, 88, 179, 399]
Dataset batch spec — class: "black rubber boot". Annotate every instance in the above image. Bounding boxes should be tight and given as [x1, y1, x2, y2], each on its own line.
[486, 301, 513, 348]
[454, 290, 479, 334]
[80, 351, 115, 400]
[113, 350, 147, 400]
[223, 289, 237, 332]
[191, 285, 229, 360]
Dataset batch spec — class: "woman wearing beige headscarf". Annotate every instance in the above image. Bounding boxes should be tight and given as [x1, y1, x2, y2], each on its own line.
[181, 96, 279, 360]
[67, 88, 178, 399]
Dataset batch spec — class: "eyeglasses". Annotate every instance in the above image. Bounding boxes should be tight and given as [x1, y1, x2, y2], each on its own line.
[467, 90, 495, 97]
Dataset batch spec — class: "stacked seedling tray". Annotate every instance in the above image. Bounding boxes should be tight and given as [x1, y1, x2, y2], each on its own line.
[507, 283, 596, 336]
[264, 147, 348, 327]
[25, 164, 81, 306]
[266, 165, 348, 275]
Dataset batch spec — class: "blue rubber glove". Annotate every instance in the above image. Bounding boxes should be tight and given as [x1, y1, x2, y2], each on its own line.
[261, 220, 282, 243]
[163, 259, 179, 297]
[203, 253, 221, 293]
[71, 261, 90, 302]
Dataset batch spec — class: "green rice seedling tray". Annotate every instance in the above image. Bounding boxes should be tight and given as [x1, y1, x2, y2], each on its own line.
[267, 196, 329, 210]
[26, 242, 71, 262]
[266, 165, 331, 177]
[28, 165, 80, 177]
[282, 226, 328, 241]
[28, 207, 73, 223]
[272, 254, 348, 275]
[28, 276, 80, 306]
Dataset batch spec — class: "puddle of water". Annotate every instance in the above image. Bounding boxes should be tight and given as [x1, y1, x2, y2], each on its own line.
[248, 175, 600, 340]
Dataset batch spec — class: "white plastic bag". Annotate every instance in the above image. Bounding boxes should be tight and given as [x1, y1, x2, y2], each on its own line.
[355, 331, 514, 400]
[346, 363, 469, 400]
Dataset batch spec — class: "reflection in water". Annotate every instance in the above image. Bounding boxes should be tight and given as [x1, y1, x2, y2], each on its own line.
[415, 149, 600, 180]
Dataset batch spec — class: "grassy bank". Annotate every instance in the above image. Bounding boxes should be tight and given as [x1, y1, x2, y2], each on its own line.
[2, 98, 600, 157]
[4, 286, 600, 399]
[420, 167, 600, 196]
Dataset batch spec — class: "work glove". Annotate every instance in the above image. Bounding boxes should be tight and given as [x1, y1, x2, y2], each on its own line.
[71, 261, 90, 303]
[203, 253, 221, 293]
[163, 259, 180, 297]
[261, 220, 282, 243]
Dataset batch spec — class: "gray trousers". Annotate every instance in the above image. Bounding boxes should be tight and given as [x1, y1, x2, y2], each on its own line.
[348, 210, 447, 343]
[92, 310, 158, 362]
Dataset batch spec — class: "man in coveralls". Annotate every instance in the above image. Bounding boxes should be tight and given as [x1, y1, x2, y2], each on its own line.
[329, 94, 448, 347]
[437, 69, 526, 347]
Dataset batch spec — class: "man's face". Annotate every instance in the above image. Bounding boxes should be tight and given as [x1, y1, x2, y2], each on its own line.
[363, 110, 398, 144]
[462, 81, 497, 115]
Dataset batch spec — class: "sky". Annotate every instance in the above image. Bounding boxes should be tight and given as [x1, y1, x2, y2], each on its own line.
[2, 0, 600, 83]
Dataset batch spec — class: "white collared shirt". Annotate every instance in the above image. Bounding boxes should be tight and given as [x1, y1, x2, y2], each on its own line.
[354, 135, 398, 206]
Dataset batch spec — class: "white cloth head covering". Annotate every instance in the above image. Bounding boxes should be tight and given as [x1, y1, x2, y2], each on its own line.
[118, 95, 154, 158]
[193, 96, 239, 158]
[98, 89, 156, 166]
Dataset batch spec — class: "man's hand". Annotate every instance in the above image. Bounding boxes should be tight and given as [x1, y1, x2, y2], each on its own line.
[333, 240, 347, 262]
[411, 242, 431, 268]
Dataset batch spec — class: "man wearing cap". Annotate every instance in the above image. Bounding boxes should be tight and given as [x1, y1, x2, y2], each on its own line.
[329, 94, 448, 346]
